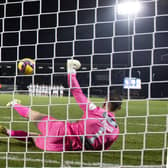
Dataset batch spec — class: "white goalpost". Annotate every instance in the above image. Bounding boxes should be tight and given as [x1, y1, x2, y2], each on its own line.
[0, 0, 167, 167]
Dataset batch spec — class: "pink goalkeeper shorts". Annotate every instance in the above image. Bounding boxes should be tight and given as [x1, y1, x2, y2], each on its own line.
[34, 116, 71, 151]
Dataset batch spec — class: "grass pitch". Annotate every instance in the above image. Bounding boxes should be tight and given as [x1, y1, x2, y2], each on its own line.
[0, 94, 167, 167]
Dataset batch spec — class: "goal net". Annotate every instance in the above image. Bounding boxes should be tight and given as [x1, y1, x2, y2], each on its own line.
[0, 0, 167, 167]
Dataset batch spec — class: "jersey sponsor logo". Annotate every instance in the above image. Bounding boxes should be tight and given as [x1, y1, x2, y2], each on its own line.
[102, 112, 118, 128]
[100, 120, 114, 133]
[89, 127, 104, 144]
[88, 112, 117, 145]
[101, 112, 118, 132]
[89, 103, 97, 110]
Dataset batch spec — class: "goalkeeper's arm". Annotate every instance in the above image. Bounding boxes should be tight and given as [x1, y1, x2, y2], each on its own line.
[67, 60, 97, 114]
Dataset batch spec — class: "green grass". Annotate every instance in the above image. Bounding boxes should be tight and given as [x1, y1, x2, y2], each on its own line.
[0, 94, 167, 167]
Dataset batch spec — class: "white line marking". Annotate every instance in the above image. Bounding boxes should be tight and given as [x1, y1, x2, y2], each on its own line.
[0, 156, 117, 167]
[0, 156, 164, 168]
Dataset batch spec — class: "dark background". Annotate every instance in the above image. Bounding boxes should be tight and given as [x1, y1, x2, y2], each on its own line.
[0, 0, 168, 98]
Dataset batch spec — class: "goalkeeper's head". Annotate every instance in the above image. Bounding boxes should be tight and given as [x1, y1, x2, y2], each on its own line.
[103, 91, 122, 112]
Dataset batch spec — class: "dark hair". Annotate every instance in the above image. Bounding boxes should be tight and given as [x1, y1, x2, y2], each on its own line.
[107, 91, 122, 111]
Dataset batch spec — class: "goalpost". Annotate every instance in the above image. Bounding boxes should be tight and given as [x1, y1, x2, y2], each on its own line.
[0, 0, 167, 167]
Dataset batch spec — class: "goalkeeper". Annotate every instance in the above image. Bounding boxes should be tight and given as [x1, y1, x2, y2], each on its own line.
[0, 59, 122, 151]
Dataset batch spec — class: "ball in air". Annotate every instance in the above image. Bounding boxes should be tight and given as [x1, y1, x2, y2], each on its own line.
[18, 58, 35, 75]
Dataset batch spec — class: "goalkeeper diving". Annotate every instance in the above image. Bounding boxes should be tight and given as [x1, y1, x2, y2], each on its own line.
[0, 59, 122, 151]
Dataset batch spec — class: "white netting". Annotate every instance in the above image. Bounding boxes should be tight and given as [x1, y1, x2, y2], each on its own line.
[0, 0, 167, 167]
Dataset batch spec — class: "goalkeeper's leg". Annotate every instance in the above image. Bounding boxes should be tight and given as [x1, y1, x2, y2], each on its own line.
[0, 125, 38, 143]
[7, 99, 46, 122]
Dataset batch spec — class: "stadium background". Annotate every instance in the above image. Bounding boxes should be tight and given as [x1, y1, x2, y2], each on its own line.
[0, 0, 167, 167]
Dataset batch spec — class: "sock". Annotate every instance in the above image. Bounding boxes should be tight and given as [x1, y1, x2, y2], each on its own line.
[13, 104, 30, 118]
[7, 130, 32, 142]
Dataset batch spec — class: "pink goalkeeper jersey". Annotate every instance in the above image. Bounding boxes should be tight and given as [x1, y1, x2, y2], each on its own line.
[66, 74, 120, 150]
[35, 73, 119, 151]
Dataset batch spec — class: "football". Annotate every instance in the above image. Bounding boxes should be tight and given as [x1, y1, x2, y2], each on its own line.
[18, 58, 35, 75]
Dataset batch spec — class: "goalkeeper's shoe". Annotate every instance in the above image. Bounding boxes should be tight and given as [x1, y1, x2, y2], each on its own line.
[67, 59, 81, 73]
[6, 99, 21, 107]
[0, 125, 7, 135]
